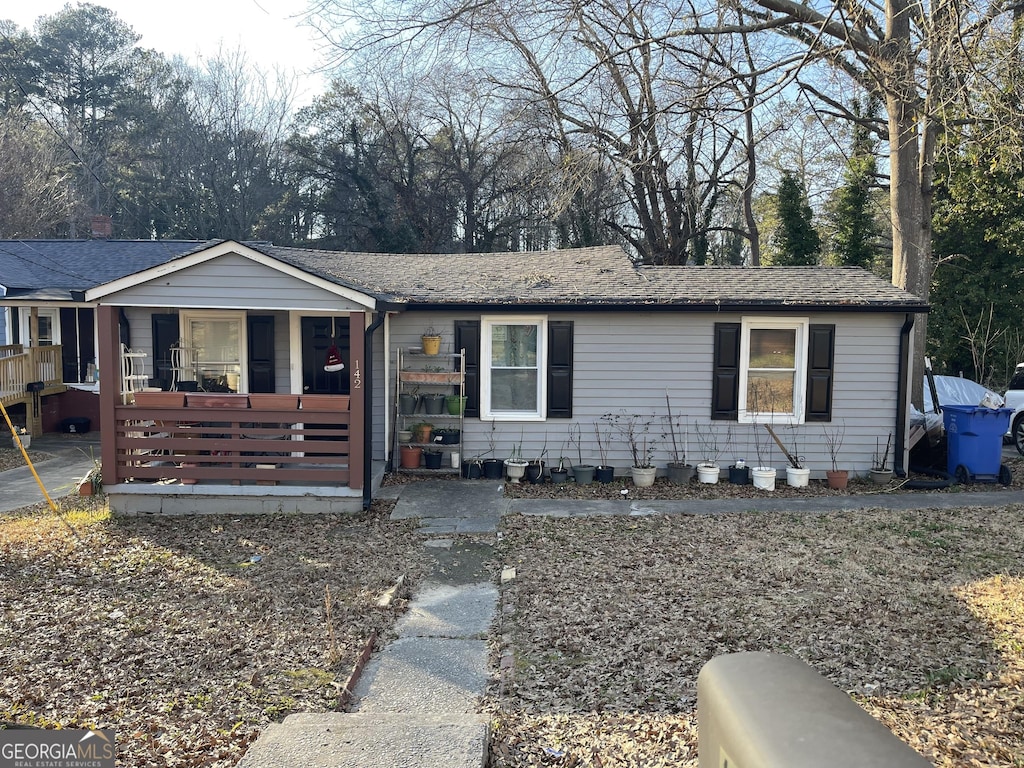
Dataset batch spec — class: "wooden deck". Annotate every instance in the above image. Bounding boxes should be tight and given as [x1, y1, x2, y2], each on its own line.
[0, 345, 68, 428]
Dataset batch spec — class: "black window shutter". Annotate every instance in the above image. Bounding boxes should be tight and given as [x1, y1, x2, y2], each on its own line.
[151, 313, 179, 389]
[247, 315, 276, 393]
[454, 320, 481, 417]
[547, 320, 574, 418]
[712, 322, 741, 420]
[805, 324, 835, 421]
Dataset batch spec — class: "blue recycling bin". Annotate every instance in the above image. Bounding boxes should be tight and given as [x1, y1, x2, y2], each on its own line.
[942, 404, 1013, 483]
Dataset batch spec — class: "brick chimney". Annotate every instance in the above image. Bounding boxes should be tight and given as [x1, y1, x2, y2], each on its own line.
[90, 215, 113, 239]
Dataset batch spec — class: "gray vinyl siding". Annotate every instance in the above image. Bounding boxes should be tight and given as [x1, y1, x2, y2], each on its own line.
[387, 310, 905, 478]
[104, 253, 368, 312]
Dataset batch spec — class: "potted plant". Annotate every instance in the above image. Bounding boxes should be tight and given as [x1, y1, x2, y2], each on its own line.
[568, 422, 595, 485]
[505, 436, 529, 483]
[77, 448, 102, 496]
[481, 420, 503, 479]
[549, 455, 570, 484]
[412, 422, 434, 444]
[765, 424, 809, 488]
[694, 421, 723, 484]
[823, 422, 848, 489]
[606, 412, 657, 487]
[11, 427, 29, 451]
[593, 422, 615, 483]
[398, 388, 419, 415]
[421, 391, 446, 415]
[400, 444, 423, 468]
[421, 326, 442, 355]
[433, 427, 461, 444]
[445, 394, 467, 415]
[870, 432, 893, 484]
[749, 423, 776, 491]
[526, 437, 547, 484]
[424, 449, 444, 469]
[664, 392, 694, 485]
[397, 428, 413, 443]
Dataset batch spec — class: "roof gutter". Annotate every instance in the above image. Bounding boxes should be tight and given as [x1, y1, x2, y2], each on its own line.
[894, 312, 916, 477]
[362, 311, 387, 510]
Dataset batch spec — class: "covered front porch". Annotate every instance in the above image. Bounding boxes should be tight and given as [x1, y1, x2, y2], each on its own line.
[96, 304, 371, 512]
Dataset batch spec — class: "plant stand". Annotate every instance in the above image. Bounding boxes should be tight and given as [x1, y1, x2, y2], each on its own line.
[394, 346, 465, 476]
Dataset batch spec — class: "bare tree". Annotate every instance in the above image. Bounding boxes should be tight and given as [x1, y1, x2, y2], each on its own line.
[0, 109, 71, 237]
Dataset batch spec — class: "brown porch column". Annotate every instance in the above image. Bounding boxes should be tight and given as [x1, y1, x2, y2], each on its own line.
[348, 312, 365, 490]
[96, 305, 121, 485]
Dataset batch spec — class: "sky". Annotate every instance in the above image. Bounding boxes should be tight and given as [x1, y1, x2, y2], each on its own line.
[4, 0, 335, 105]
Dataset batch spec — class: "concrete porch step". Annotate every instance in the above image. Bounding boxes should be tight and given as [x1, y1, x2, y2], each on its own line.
[235, 712, 489, 768]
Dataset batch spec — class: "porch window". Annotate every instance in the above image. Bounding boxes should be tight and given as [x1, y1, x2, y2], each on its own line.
[181, 311, 246, 392]
[481, 316, 546, 420]
[20, 308, 56, 346]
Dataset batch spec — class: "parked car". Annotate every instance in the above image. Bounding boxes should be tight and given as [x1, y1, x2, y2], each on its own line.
[1004, 364, 1024, 453]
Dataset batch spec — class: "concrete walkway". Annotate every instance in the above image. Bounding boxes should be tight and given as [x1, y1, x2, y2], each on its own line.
[0, 433, 102, 513]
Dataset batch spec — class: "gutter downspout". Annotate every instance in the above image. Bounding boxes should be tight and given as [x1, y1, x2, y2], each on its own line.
[363, 312, 386, 510]
[894, 313, 915, 477]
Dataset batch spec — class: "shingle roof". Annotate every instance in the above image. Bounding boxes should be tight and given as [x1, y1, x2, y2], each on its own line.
[257, 244, 928, 311]
[0, 239, 214, 299]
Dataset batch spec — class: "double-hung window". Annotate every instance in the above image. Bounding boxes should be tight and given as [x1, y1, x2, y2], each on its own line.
[739, 318, 809, 423]
[481, 316, 546, 420]
[714, 319, 834, 423]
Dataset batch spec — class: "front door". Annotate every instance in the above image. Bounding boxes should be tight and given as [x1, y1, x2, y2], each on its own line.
[301, 316, 350, 395]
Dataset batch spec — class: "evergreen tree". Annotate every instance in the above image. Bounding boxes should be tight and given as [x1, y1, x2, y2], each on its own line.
[827, 99, 882, 271]
[769, 171, 820, 265]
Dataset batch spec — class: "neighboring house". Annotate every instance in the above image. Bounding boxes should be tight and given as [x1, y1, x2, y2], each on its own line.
[9, 239, 928, 513]
[0, 239, 215, 430]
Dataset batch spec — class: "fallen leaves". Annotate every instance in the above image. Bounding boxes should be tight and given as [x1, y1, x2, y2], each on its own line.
[488, 505, 1024, 767]
[0, 497, 429, 767]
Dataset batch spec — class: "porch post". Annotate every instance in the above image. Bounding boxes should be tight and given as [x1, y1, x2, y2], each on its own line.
[348, 312, 365, 490]
[96, 305, 121, 485]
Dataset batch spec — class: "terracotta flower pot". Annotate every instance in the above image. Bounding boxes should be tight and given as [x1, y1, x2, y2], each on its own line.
[826, 469, 849, 490]
[400, 445, 423, 469]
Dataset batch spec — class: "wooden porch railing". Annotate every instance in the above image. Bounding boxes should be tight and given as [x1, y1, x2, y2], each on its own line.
[0, 345, 64, 404]
[110, 394, 357, 488]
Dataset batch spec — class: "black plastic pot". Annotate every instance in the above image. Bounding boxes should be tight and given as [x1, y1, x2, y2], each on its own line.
[572, 465, 595, 485]
[482, 458, 503, 479]
[462, 460, 483, 479]
[728, 465, 750, 484]
[398, 393, 419, 415]
[595, 465, 615, 483]
[525, 462, 545, 484]
[421, 394, 446, 415]
[550, 467, 569, 484]
[424, 451, 444, 469]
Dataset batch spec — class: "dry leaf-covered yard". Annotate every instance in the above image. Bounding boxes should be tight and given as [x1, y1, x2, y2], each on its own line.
[489, 506, 1024, 767]
[0, 498, 429, 766]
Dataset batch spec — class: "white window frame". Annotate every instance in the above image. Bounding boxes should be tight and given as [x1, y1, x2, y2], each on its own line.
[481, 315, 547, 421]
[738, 317, 809, 425]
[180, 310, 248, 393]
[20, 308, 58, 346]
